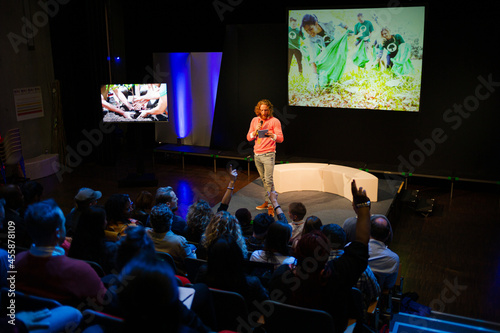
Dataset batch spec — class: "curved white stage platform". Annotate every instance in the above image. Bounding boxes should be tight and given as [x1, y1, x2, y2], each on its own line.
[273, 163, 378, 202]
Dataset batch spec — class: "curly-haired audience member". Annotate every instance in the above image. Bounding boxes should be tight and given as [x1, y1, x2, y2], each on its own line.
[201, 210, 247, 258]
[185, 199, 214, 244]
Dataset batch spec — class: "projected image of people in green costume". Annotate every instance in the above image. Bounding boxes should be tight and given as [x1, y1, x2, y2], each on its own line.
[300, 14, 349, 89]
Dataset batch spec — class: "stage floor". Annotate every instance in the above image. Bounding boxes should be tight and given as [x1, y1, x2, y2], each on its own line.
[214, 177, 403, 226]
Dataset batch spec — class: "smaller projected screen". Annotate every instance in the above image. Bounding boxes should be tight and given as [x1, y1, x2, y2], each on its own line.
[101, 83, 168, 122]
[288, 6, 425, 111]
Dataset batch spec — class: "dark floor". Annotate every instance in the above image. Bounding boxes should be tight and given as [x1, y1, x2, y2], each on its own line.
[26, 155, 500, 323]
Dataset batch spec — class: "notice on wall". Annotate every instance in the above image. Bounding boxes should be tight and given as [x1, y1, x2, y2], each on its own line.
[13, 86, 44, 121]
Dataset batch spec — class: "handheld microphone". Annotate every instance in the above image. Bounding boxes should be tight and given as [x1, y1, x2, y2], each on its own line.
[260, 120, 263, 127]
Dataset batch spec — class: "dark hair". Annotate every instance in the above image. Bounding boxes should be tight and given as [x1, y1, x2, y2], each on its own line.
[118, 252, 180, 333]
[371, 216, 391, 243]
[321, 223, 346, 249]
[69, 206, 107, 263]
[24, 199, 64, 246]
[289, 202, 307, 220]
[20, 181, 43, 206]
[115, 226, 156, 271]
[105, 194, 131, 224]
[235, 208, 252, 227]
[302, 216, 323, 236]
[300, 13, 318, 31]
[155, 186, 174, 205]
[264, 222, 291, 263]
[134, 191, 154, 211]
[252, 213, 274, 235]
[206, 234, 247, 294]
[149, 204, 173, 233]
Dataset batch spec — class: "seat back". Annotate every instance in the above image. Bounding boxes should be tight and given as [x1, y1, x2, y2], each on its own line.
[80, 309, 123, 332]
[184, 257, 207, 282]
[262, 300, 335, 333]
[209, 288, 248, 331]
[84, 260, 106, 278]
[1, 287, 62, 312]
[155, 251, 177, 273]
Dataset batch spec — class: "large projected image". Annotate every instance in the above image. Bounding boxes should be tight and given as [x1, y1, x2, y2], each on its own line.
[288, 6, 425, 111]
[101, 83, 168, 122]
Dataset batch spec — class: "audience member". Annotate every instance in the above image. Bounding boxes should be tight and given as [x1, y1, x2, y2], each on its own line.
[114, 225, 156, 273]
[19, 180, 43, 215]
[185, 199, 213, 244]
[131, 190, 154, 225]
[16, 199, 107, 307]
[68, 206, 117, 275]
[287, 201, 307, 243]
[343, 213, 393, 246]
[201, 210, 248, 258]
[104, 193, 138, 241]
[250, 220, 295, 268]
[368, 215, 400, 289]
[196, 234, 269, 312]
[146, 204, 196, 276]
[116, 252, 212, 333]
[245, 213, 274, 253]
[268, 180, 371, 332]
[235, 208, 253, 238]
[0, 184, 30, 248]
[322, 223, 380, 307]
[291, 215, 323, 249]
[155, 186, 187, 235]
[65, 187, 102, 238]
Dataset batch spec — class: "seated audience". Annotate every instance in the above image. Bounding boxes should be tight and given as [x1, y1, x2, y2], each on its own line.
[114, 252, 212, 333]
[104, 193, 138, 241]
[184, 199, 213, 244]
[155, 186, 187, 235]
[16, 199, 107, 307]
[131, 190, 154, 225]
[108, 226, 215, 329]
[65, 187, 102, 238]
[196, 234, 269, 312]
[287, 201, 307, 243]
[146, 204, 196, 276]
[235, 208, 253, 238]
[250, 220, 295, 268]
[245, 213, 274, 253]
[268, 180, 371, 333]
[201, 210, 248, 258]
[0, 184, 30, 248]
[291, 215, 323, 249]
[322, 223, 380, 307]
[68, 206, 117, 275]
[368, 215, 400, 289]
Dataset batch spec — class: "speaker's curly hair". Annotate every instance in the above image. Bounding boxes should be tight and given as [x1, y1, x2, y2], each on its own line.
[254, 99, 274, 117]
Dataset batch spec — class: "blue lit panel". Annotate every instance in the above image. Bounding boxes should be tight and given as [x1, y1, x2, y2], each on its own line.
[168, 53, 192, 139]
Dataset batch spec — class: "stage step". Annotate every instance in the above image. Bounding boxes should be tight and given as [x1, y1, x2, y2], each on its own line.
[390, 312, 500, 333]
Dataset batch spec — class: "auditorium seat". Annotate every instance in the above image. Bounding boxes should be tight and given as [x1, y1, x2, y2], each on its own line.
[261, 300, 335, 333]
